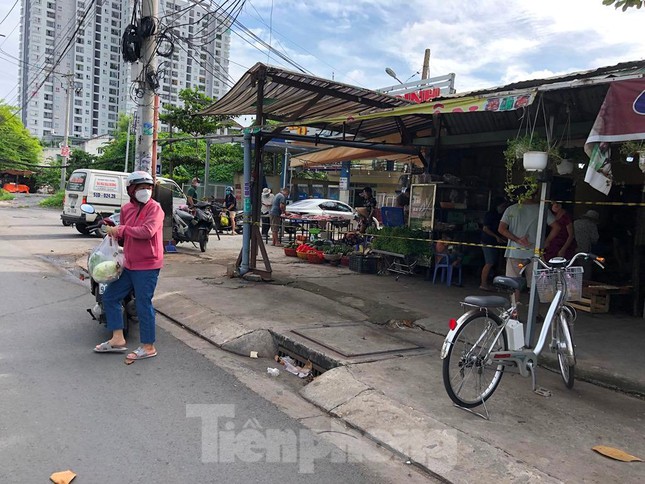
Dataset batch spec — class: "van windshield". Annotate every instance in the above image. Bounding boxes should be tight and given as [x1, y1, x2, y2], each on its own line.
[67, 172, 87, 191]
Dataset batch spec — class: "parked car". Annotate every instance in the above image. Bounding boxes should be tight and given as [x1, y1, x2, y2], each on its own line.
[285, 198, 356, 220]
[3, 182, 30, 193]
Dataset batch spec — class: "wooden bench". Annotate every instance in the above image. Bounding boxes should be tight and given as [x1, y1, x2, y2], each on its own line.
[568, 282, 633, 313]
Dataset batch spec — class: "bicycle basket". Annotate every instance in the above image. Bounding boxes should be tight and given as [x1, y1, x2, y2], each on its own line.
[534, 266, 584, 303]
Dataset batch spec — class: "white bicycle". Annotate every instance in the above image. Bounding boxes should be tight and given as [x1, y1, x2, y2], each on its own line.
[441, 252, 605, 411]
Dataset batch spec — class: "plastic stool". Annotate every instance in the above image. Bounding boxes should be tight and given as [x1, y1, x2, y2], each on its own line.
[432, 253, 462, 286]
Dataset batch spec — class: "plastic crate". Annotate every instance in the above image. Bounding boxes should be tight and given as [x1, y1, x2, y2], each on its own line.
[535, 266, 583, 303]
[349, 254, 379, 274]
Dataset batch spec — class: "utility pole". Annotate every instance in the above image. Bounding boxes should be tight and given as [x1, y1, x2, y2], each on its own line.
[135, 0, 159, 175]
[124, 114, 132, 172]
[421, 48, 431, 80]
[60, 73, 74, 190]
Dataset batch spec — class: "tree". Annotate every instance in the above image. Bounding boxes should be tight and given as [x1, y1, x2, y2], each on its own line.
[160, 87, 231, 136]
[96, 114, 132, 171]
[34, 150, 98, 188]
[602, 0, 643, 10]
[0, 103, 41, 169]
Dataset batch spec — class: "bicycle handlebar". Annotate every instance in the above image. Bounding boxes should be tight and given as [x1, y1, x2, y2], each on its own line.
[518, 252, 605, 275]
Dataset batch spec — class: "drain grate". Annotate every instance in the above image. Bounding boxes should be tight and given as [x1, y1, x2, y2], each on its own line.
[277, 345, 326, 378]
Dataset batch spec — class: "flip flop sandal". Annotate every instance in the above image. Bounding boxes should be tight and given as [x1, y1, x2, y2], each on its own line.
[126, 346, 158, 360]
[94, 341, 128, 353]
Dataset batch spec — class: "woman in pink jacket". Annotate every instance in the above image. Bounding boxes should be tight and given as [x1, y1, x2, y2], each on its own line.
[94, 171, 164, 360]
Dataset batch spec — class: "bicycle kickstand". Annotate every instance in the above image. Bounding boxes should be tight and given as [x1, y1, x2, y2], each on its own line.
[527, 361, 552, 398]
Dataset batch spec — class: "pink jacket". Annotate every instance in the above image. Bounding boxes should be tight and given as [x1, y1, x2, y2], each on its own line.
[116, 199, 164, 270]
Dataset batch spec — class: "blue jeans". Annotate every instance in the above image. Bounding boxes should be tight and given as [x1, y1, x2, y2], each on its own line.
[103, 268, 160, 344]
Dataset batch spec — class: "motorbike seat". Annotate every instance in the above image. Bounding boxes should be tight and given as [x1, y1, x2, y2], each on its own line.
[175, 210, 194, 222]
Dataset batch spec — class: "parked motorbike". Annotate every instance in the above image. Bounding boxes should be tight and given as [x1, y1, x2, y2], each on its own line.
[172, 201, 215, 252]
[77, 203, 114, 236]
[210, 201, 243, 235]
[81, 205, 136, 338]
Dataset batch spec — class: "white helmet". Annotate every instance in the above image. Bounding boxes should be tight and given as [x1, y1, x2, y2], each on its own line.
[126, 171, 154, 188]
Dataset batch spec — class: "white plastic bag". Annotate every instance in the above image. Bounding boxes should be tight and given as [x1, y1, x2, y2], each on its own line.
[87, 236, 124, 283]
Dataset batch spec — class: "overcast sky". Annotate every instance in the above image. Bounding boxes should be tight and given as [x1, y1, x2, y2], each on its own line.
[0, 0, 643, 113]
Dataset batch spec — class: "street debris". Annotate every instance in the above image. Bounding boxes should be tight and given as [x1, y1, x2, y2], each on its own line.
[592, 445, 642, 462]
[49, 469, 76, 484]
[385, 319, 420, 329]
[274, 355, 312, 378]
[250, 351, 259, 358]
[267, 367, 280, 377]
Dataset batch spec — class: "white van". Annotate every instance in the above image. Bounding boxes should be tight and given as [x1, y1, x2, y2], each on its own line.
[61, 169, 186, 234]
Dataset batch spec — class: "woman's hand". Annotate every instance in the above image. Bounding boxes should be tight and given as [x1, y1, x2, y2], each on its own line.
[105, 226, 119, 238]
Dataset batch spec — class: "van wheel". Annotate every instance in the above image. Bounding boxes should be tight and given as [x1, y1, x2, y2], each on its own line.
[62, 220, 72, 226]
[75, 223, 90, 235]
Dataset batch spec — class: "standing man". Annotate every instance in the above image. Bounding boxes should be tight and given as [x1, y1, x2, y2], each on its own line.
[225, 186, 237, 234]
[270, 187, 289, 247]
[358, 186, 377, 234]
[498, 188, 559, 300]
[574, 209, 600, 280]
[480, 197, 508, 291]
[261, 187, 274, 239]
[186, 177, 200, 206]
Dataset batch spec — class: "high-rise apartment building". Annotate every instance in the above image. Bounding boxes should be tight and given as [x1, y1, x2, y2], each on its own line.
[19, 0, 230, 141]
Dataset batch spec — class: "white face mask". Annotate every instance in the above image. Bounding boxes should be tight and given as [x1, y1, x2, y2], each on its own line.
[135, 188, 152, 204]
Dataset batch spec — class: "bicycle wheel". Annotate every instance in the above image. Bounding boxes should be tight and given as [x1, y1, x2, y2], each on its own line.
[554, 311, 575, 389]
[442, 311, 508, 408]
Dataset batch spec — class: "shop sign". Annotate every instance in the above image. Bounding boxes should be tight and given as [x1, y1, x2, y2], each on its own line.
[339, 176, 349, 190]
[394, 87, 441, 103]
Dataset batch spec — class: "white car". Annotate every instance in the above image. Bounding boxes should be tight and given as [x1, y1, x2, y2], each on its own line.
[285, 198, 356, 220]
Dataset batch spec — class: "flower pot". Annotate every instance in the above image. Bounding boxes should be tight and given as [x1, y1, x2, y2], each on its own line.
[556, 159, 574, 175]
[523, 151, 548, 171]
[284, 247, 297, 257]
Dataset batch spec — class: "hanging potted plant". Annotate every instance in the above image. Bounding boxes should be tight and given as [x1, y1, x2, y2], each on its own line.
[504, 135, 562, 203]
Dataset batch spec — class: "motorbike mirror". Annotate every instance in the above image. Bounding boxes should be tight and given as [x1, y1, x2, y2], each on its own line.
[80, 203, 96, 214]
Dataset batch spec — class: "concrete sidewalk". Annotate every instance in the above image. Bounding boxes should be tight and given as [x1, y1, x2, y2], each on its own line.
[93, 238, 645, 482]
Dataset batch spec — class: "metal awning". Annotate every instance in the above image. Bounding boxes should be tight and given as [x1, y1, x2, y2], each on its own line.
[201, 62, 414, 123]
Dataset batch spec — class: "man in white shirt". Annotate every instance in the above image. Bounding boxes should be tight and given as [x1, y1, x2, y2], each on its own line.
[498, 189, 559, 299]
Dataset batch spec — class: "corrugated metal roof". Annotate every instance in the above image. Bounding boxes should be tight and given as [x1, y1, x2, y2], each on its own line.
[201, 62, 414, 121]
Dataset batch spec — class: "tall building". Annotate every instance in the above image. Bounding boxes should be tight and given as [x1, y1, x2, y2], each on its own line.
[18, 0, 231, 141]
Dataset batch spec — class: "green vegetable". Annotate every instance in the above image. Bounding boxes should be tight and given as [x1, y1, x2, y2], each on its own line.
[92, 260, 121, 283]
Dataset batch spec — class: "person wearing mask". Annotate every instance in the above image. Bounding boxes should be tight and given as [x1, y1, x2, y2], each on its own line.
[224, 186, 237, 234]
[357, 186, 377, 234]
[480, 197, 508, 291]
[498, 188, 559, 300]
[261, 187, 274, 239]
[270, 187, 290, 246]
[94, 171, 164, 360]
[186, 177, 200, 206]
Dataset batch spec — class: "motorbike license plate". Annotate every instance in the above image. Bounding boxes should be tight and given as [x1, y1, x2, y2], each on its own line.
[98, 283, 107, 295]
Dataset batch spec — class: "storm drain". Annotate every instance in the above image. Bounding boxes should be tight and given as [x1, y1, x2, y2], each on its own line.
[277, 345, 326, 378]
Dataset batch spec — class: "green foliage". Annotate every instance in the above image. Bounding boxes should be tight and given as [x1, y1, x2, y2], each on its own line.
[323, 244, 346, 254]
[160, 87, 232, 136]
[602, 0, 643, 10]
[369, 227, 433, 257]
[36, 149, 100, 188]
[503, 135, 561, 203]
[0, 189, 15, 201]
[39, 190, 64, 208]
[0, 103, 41, 169]
[618, 140, 645, 157]
[298, 170, 328, 180]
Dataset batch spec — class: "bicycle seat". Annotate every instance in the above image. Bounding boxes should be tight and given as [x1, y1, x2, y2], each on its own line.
[493, 276, 526, 291]
[463, 295, 510, 308]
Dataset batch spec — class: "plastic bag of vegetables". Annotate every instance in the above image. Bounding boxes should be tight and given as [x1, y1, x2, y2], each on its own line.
[87, 236, 124, 283]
